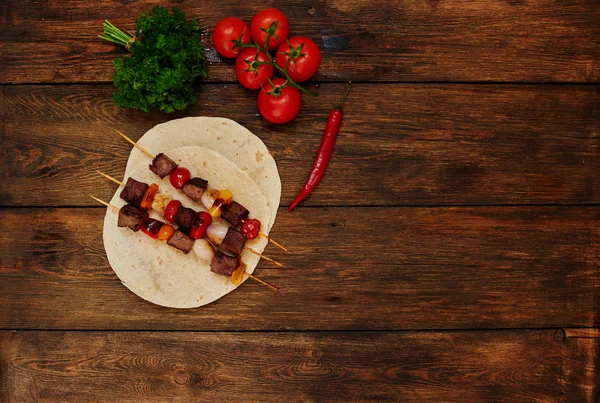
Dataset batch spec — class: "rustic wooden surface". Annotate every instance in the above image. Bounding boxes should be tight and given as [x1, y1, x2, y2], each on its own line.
[1, 0, 599, 401]
[2, 84, 599, 207]
[0, 207, 598, 330]
[2, 0, 599, 83]
[0, 330, 596, 402]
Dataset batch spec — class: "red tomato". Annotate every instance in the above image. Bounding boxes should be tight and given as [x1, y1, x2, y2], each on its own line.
[212, 17, 252, 58]
[164, 200, 182, 223]
[141, 218, 164, 239]
[258, 78, 301, 124]
[276, 36, 322, 82]
[190, 212, 212, 240]
[241, 218, 261, 240]
[235, 48, 274, 90]
[169, 167, 191, 189]
[250, 8, 289, 51]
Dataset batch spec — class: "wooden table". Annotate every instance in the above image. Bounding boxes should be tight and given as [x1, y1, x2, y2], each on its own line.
[1, 1, 599, 401]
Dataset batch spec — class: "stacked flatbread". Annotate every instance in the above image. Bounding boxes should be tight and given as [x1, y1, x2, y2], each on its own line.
[103, 118, 281, 308]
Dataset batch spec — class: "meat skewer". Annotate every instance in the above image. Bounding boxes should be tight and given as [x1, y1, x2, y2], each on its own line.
[97, 171, 283, 267]
[90, 196, 278, 291]
[112, 129, 287, 252]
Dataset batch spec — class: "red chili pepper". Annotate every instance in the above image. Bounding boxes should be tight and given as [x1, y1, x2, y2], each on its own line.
[288, 82, 351, 212]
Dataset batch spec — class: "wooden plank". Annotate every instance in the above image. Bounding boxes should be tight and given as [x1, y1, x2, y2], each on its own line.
[1, 84, 599, 207]
[0, 329, 595, 402]
[1, 0, 599, 84]
[0, 207, 597, 330]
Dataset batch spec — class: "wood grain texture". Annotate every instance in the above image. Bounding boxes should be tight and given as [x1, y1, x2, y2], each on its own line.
[1, 0, 599, 84]
[0, 330, 596, 402]
[1, 84, 599, 207]
[1, 207, 598, 330]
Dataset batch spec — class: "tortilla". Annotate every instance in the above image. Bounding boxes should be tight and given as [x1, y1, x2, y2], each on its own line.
[125, 117, 280, 230]
[104, 146, 271, 308]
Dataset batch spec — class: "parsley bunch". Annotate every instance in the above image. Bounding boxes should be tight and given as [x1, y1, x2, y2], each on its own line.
[99, 7, 208, 113]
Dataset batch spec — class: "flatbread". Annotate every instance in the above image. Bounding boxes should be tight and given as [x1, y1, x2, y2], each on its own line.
[104, 146, 271, 308]
[125, 117, 280, 230]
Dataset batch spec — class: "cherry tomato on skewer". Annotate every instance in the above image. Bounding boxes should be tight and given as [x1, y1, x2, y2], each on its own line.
[164, 200, 182, 223]
[190, 212, 212, 240]
[141, 219, 164, 239]
[170, 167, 191, 189]
[241, 218, 261, 240]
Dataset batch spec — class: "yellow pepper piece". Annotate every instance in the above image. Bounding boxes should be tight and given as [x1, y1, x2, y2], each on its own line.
[209, 200, 223, 218]
[218, 189, 233, 205]
[231, 262, 247, 285]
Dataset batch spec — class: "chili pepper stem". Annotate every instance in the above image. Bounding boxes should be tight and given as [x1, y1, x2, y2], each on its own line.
[338, 81, 352, 110]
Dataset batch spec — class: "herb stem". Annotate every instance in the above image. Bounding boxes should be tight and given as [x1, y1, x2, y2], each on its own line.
[98, 20, 133, 48]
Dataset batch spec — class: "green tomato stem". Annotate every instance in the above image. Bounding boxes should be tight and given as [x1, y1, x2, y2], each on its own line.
[240, 42, 318, 97]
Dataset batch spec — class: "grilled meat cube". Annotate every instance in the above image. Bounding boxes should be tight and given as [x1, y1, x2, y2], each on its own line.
[167, 230, 194, 254]
[221, 227, 247, 256]
[221, 201, 250, 227]
[211, 251, 239, 276]
[174, 206, 198, 229]
[119, 177, 149, 208]
[149, 153, 178, 179]
[181, 177, 208, 202]
[117, 205, 149, 232]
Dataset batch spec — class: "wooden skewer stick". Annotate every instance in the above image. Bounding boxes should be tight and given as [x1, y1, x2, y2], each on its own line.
[90, 195, 119, 212]
[93, 182, 284, 267]
[113, 129, 155, 159]
[97, 171, 125, 187]
[98, 170, 288, 253]
[245, 272, 279, 291]
[90, 196, 278, 291]
[259, 230, 287, 252]
[110, 131, 287, 253]
[243, 246, 283, 267]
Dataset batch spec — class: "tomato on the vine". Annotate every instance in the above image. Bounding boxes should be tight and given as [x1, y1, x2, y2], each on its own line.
[250, 8, 289, 51]
[258, 78, 301, 124]
[276, 36, 321, 82]
[235, 48, 274, 90]
[212, 17, 252, 59]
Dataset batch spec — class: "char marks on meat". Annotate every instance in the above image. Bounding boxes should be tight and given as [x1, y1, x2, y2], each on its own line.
[174, 206, 198, 229]
[211, 251, 239, 276]
[150, 153, 178, 179]
[221, 227, 247, 256]
[167, 230, 194, 254]
[221, 201, 250, 227]
[119, 178, 149, 207]
[182, 177, 208, 202]
[117, 205, 149, 232]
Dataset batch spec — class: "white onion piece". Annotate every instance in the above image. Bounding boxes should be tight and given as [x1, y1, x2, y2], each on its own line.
[193, 239, 215, 263]
[151, 193, 173, 218]
[201, 188, 219, 210]
[206, 224, 228, 246]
